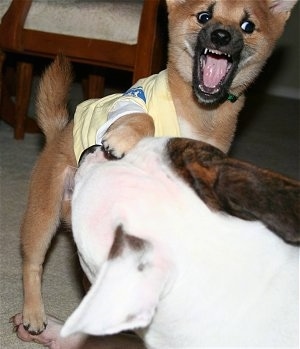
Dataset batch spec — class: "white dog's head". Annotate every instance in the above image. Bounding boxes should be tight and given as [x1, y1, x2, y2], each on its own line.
[61, 137, 299, 347]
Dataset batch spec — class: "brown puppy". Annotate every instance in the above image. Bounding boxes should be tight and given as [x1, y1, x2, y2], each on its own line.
[20, 0, 297, 335]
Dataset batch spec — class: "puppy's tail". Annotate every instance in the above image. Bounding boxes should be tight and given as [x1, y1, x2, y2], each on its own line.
[36, 55, 73, 142]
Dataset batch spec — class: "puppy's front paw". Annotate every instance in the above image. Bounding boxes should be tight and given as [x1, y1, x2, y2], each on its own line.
[11, 313, 48, 343]
[11, 313, 64, 348]
[101, 112, 155, 158]
[22, 305, 47, 335]
[102, 127, 144, 159]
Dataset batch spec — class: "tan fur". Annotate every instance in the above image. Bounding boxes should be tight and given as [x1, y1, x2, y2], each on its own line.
[19, 0, 296, 334]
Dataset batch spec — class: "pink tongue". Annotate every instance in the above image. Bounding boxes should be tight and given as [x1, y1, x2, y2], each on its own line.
[202, 55, 228, 88]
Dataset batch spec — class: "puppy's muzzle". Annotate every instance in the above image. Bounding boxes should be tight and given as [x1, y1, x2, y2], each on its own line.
[193, 23, 243, 104]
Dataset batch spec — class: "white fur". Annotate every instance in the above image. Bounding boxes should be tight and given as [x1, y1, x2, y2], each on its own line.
[62, 137, 299, 348]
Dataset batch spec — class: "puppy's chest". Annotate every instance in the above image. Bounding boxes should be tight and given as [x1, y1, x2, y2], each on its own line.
[178, 116, 212, 142]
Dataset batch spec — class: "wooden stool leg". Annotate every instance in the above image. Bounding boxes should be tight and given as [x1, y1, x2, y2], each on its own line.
[0, 50, 6, 105]
[83, 74, 105, 99]
[14, 61, 33, 139]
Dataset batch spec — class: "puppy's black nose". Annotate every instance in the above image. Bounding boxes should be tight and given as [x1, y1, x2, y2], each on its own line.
[211, 29, 231, 46]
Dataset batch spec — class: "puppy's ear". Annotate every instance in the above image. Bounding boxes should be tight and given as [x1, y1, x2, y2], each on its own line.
[61, 228, 169, 337]
[269, 0, 298, 13]
[214, 159, 300, 244]
[165, 0, 186, 11]
[268, 0, 298, 24]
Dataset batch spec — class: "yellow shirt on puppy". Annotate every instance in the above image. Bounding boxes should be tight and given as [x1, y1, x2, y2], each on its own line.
[73, 70, 180, 162]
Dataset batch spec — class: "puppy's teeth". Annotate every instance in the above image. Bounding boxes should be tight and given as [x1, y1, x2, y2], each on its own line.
[204, 48, 208, 55]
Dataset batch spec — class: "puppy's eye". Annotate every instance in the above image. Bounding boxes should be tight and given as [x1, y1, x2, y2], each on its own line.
[197, 11, 212, 24]
[240, 20, 255, 33]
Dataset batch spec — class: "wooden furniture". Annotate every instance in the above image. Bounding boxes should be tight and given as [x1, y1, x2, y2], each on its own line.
[0, 0, 166, 139]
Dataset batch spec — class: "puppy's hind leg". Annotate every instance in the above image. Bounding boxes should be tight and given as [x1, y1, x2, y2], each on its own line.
[21, 140, 74, 335]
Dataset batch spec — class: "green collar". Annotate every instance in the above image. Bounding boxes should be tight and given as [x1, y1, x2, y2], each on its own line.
[227, 93, 238, 103]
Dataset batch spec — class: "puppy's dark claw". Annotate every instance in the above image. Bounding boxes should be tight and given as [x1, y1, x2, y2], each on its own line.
[102, 147, 122, 160]
[28, 328, 44, 336]
[23, 322, 47, 335]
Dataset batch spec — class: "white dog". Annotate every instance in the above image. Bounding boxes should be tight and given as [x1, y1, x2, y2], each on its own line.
[13, 137, 299, 348]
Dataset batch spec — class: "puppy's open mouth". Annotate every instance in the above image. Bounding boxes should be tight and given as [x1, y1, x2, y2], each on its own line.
[199, 48, 233, 94]
[191, 23, 244, 105]
[193, 44, 241, 105]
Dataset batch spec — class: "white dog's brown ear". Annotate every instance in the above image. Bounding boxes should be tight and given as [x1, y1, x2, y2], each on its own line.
[167, 138, 300, 243]
[61, 226, 169, 337]
[167, 138, 227, 210]
[213, 160, 300, 243]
